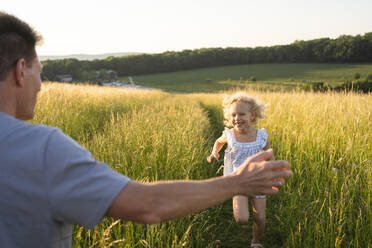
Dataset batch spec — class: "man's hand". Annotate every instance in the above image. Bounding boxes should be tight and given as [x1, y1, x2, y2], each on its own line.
[232, 149, 292, 196]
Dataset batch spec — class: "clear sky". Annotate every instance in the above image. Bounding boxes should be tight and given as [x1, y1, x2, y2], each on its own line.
[2, 0, 372, 56]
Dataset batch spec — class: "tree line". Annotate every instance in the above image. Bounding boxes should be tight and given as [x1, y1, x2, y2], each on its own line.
[41, 32, 372, 82]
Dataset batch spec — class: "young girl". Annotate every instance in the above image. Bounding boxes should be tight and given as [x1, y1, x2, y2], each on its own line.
[207, 92, 271, 248]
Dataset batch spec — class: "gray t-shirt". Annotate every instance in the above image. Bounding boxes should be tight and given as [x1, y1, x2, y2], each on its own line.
[0, 112, 130, 247]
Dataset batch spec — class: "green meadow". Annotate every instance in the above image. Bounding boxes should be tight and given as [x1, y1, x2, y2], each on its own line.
[32, 82, 371, 247]
[122, 63, 372, 93]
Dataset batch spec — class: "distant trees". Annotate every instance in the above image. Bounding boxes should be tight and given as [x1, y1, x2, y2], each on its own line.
[301, 76, 372, 93]
[41, 32, 372, 81]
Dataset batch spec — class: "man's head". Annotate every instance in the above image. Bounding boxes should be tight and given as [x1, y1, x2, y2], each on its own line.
[0, 11, 42, 81]
[0, 11, 43, 120]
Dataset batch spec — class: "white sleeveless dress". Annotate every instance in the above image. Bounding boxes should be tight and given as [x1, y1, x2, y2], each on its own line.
[223, 127, 268, 198]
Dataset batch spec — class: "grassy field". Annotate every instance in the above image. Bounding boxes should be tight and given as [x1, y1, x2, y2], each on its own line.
[32, 83, 371, 247]
[120, 63, 372, 93]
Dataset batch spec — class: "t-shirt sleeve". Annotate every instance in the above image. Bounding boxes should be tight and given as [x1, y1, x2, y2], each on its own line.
[44, 129, 130, 229]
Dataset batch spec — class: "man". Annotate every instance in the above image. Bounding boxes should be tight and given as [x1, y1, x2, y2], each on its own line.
[0, 11, 293, 248]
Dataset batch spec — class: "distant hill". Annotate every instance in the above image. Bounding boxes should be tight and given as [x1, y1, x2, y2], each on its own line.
[39, 52, 142, 61]
[129, 63, 372, 93]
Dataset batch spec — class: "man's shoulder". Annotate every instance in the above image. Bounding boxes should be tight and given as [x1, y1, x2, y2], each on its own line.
[27, 122, 60, 137]
[0, 112, 62, 143]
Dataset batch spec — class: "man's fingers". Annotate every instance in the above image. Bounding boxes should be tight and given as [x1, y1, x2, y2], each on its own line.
[244, 149, 274, 164]
[266, 160, 291, 171]
[275, 178, 285, 185]
[274, 179, 284, 187]
[259, 187, 279, 195]
[257, 160, 293, 179]
[275, 170, 293, 179]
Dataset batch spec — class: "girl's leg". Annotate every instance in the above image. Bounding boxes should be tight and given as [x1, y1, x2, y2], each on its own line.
[233, 195, 249, 224]
[251, 197, 266, 243]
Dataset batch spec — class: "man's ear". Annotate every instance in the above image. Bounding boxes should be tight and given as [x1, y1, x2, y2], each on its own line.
[14, 58, 27, 87]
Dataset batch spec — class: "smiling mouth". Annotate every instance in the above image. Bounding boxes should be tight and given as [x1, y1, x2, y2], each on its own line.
[234, 121, 245, 126]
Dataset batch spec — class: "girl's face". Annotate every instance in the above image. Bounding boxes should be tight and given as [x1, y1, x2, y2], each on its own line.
[229, 101, 255, 132]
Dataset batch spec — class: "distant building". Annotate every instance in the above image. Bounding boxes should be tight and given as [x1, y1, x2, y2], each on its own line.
[96, 69, 118, 83]
[99, 81, 127, 87]
[56, 74, 73, 83]
[98, 80, 157, 90]
[107, 70, 118, 80]
[99, 82, 113, 86]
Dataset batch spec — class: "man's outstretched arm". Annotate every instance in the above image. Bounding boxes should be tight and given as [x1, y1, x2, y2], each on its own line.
[106, 149, 292, 223]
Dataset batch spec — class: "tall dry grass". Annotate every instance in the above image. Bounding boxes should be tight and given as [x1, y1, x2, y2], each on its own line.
[31, 83, 371, 247]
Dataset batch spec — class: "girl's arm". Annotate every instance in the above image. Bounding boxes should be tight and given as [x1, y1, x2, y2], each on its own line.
[207, 134, 227, 163]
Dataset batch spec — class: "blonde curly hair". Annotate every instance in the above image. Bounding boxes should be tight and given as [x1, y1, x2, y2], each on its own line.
[223, 92, 268, 126]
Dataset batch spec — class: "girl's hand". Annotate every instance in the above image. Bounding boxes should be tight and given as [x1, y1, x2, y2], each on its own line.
[207, 153, 219, 163]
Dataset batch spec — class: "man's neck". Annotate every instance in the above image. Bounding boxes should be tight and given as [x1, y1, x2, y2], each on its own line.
[0, 82, 17, 118]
